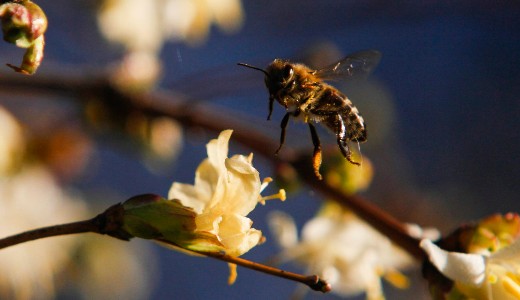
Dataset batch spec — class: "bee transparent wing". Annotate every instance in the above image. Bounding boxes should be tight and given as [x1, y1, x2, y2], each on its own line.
[315, 50, 382, 81]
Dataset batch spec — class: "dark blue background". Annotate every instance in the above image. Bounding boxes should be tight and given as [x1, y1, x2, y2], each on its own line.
[3, 1, 520, 299]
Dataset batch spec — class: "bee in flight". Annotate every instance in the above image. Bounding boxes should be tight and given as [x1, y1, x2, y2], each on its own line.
[238, 50, 381, 180]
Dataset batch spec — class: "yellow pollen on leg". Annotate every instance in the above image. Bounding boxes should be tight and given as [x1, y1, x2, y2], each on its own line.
[227, 263, 238, 285]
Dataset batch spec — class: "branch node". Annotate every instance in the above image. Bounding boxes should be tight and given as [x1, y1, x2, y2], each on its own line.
[93, 203, 133, 241]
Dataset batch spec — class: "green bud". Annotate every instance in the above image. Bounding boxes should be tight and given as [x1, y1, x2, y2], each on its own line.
[122, 194, 224, 252]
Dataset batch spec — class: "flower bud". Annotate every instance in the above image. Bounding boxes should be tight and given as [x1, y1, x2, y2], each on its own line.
[0, 1, 47, 74]
[121, 194, 223, 252]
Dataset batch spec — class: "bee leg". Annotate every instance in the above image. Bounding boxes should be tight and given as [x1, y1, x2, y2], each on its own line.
[267, 96, 275, 120]
[308, 123, 323, 180]
[275, 112, 291, 155]
[336, 117, 361, 166]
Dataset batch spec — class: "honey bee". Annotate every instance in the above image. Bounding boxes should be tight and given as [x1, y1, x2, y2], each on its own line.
[238, 50, 381, 180]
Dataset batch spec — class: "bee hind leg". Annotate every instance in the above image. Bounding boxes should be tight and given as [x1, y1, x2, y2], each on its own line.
[275, 112, 291, 155]
[336, 118, 361, 166]
[308, 123, 323, 180]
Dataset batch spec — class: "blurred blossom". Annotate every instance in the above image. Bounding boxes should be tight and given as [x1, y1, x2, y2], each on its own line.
[0, 106, 25, 175]
[421, 213, 520, 300]
[268, 202, 413, 300]
[98, 0, 244, 87]
[66, 238, 155, 300]
[142, 117, 184, 172]
[0, 107, 154, 298]
[0, 166, 88, 300]
[98, 0, 162, 53]
[98, 0, 243, 49]
[162, 0, 244, 45]
[323, 152, 374, 195]
[110, 50, 162, 91]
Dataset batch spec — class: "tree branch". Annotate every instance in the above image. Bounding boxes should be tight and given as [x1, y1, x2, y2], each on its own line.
[0, 69, 424, 260]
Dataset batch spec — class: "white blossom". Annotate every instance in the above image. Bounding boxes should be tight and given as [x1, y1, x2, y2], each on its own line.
[168, 129, 283, 256]
[269, 202, 413, 300]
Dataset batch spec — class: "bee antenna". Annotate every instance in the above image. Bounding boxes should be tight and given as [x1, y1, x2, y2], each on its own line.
[237, 63, 270, 78]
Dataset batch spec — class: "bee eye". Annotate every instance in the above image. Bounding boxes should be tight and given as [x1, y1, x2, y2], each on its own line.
[283, 65, 294, 81]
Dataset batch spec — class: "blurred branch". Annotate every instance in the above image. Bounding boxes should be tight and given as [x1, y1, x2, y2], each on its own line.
[0, 69, 425, 261]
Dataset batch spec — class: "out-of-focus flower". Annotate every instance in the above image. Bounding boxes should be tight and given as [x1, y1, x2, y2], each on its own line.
[323, 151, 374, 195]
[98, 0, 243, 49]
[0, 108, 155, 299]
[162, 0, 244, 46]
[66, 237, 155, 300]
[0, 166, 88, 300]
[0, 168, 157, 300]
[421, 213, 520, 300]
[269, 201, 413, 300]
[135, 116, 184, 172]
[0, 0, 47, 74]
[123, 130, 285, 257]
[110, 50, 162, 91]
[98, 0, 244, 88]
[0, 107, 25, 175]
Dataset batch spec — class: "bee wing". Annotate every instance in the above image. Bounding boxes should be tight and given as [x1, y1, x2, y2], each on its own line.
[315, 50, 382, 81]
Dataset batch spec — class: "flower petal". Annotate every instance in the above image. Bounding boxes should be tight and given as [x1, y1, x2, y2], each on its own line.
[218, 155, 260, 215]
[218, 213, 262, 256]
[168, 182, 203, 213]
[206, 129, 231, 169]
[420, 239, 486, 286]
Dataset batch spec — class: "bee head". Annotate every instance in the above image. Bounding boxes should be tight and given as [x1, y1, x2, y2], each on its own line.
[237, 59, 296, 120]
[264, 59, 294, 95]
[237, 60, 295, 97]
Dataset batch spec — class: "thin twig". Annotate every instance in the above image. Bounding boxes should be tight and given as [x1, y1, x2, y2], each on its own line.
[0, 219, 97, 249]
[201, 251, 331, 293]
[0, 203, 132, 250]
[157, 239, 331, 293]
